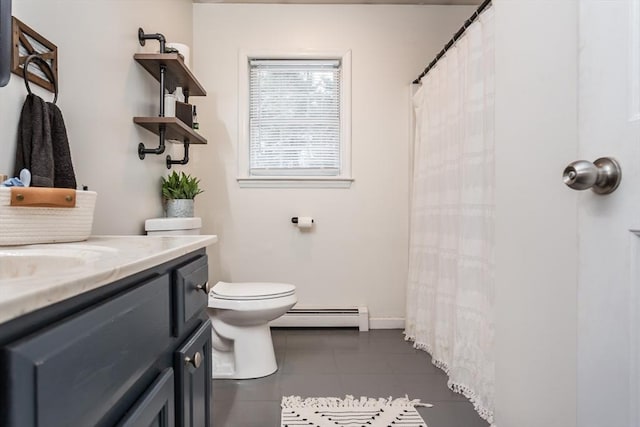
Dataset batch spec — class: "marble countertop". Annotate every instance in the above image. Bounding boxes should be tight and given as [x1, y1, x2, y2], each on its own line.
[0, 235, 218, 324]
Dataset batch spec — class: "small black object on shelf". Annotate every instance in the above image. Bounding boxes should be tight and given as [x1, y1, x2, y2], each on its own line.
[176, 101, 193, 127]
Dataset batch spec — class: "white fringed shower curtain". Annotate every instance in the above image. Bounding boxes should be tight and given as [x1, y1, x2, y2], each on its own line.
[405, 5, 495, 424]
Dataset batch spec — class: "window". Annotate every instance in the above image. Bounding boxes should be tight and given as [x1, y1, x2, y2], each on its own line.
[238, 51, 352, 188]
[249, 59, 340, 176]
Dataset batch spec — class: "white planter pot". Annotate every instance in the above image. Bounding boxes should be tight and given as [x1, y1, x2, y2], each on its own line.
[166, 199, 194, 218]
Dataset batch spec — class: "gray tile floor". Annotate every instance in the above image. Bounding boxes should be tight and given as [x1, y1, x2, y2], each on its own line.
[212, 328, 490, 427]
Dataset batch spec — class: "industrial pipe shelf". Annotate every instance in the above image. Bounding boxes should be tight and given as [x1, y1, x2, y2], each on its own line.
[133, 117, 207, 145]
[134, 53, 206, 97]
[133, 28, 207, 168]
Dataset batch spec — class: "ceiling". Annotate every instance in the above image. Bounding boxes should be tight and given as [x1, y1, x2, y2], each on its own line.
[194, 0, 481, 5]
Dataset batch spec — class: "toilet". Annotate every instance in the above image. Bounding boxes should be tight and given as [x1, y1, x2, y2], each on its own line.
[144, 216, 297, 380]
[208, 281, 296, 379]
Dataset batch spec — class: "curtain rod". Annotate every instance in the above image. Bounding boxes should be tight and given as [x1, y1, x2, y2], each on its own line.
[412, 0, 492, 85]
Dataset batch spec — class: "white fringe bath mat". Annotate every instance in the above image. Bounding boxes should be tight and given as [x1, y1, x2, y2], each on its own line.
[281, 395, 431, 427]
[0, 187, 97, 245]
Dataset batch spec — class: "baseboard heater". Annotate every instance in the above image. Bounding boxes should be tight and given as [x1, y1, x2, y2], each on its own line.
[270, 307, 369, 331]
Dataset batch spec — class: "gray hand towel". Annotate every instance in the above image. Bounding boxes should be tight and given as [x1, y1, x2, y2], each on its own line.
[14, 94, 54, 187]
[13, 94, 77, 189]
[47, 102, 77, 189]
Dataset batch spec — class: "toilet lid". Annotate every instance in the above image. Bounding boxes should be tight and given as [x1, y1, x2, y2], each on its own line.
[211, 281, 296, 300]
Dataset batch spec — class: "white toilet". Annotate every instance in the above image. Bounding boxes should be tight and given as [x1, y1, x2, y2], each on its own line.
[144, 217, 297, 380]
[208, 281, 296, 379]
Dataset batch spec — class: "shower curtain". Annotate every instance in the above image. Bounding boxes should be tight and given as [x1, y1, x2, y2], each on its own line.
[405, 6, 495, 424]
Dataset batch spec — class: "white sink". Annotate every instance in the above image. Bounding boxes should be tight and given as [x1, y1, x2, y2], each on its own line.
[0, 245, 118, 280]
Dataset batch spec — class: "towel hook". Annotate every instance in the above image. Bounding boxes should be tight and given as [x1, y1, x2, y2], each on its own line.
[22, 54, 58, 104]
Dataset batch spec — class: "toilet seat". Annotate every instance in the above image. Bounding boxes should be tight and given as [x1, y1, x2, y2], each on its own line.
[211, 282, 296, 301]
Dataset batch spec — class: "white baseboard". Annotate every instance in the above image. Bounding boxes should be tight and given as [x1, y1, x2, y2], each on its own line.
[368, 317, 405, 329]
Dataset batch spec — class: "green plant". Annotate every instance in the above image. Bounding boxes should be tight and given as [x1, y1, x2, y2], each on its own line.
[161, 171, 204, 200]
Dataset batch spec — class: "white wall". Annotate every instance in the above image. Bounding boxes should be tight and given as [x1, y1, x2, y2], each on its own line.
[0, 0, 193, 235]
[493, 1, 578, 426]
[192, 4, 475, 323]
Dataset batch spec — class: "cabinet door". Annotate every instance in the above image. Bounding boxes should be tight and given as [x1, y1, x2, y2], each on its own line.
[3, 275, 172, 427]
[118, 368, 175, 427]
[173, 255, 208, 336]
[175, 320, 212, 427]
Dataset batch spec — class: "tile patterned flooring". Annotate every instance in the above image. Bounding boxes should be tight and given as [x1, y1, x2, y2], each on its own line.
[212, 328, 490, 427]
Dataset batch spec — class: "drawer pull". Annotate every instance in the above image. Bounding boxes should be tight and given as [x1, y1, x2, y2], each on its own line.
[195, 282, 212, 294]
[185, 351, 202, 369]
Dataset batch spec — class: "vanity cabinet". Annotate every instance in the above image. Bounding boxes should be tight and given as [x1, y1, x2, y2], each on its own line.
[0, 249, 212, 427]
[118, 368, 175, 427]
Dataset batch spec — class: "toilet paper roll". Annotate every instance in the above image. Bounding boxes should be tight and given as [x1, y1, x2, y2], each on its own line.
[295, 217, 314, 229]
[167, 43, 190, 69]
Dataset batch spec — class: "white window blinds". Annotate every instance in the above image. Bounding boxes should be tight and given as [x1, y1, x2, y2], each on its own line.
[249, 59, 341, 176]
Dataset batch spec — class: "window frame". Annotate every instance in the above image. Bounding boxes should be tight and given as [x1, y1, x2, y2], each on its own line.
[238, 49, 353, 189]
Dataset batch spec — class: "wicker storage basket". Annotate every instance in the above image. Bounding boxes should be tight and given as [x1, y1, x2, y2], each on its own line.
[0, 187, 97, 246]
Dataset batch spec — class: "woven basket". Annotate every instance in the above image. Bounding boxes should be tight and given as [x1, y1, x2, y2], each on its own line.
[0, 187, 97, 246]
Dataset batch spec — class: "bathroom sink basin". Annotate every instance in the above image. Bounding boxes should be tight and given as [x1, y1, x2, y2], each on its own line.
[0, 245, 118, 280]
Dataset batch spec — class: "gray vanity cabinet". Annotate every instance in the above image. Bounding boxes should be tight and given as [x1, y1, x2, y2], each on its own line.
[0, 249, 212, 427]
[118, 368, 175, 427]
[4, 275, 173, 427]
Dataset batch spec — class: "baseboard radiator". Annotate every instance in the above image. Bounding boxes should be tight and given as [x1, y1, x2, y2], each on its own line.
[270, 307, 369, 331]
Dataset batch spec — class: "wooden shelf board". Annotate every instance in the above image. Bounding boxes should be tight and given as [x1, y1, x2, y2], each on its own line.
[134, 53, 206, 96]
[133, 117, 207, 144]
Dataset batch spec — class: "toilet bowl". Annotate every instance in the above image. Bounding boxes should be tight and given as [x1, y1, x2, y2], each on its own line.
[208, 281, 296, 379]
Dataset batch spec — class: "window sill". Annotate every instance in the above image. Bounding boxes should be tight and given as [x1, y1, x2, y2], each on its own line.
[237, 177, 353, 189]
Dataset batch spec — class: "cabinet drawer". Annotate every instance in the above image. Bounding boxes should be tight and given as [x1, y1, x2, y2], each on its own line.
[118, 368, 175, 427]
[173, 255, 208, 336]
[4, 275, 172, 427]
[175, 320, 212, 427]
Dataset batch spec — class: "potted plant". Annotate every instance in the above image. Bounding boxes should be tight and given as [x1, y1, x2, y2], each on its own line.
[161, 171, 203, 218]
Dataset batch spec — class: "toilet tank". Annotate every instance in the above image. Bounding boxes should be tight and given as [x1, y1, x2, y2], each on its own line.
[145, 217, 202, 236]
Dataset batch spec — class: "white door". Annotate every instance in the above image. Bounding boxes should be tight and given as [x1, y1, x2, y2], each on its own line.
[576, 1, 640, 426]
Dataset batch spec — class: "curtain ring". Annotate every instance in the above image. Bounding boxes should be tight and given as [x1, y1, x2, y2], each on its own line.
[22, 54, 58, 104]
